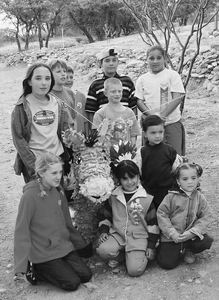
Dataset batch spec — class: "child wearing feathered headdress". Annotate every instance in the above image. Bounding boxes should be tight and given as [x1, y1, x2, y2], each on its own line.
[96, 145, 159, 277]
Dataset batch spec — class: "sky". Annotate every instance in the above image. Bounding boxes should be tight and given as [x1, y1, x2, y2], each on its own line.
[0, 13, 14, 29]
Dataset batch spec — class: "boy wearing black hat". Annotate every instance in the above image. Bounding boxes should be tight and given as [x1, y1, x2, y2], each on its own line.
[85, 48, 137, 129]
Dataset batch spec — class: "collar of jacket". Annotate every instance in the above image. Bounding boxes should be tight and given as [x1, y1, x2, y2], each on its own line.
[112, 184, 147, 206]
[16, 95, 27, 106]
[168, 187, 199, 198]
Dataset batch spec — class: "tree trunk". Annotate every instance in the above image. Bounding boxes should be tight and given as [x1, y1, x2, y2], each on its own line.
[69, 12, 94, 43]
[37, 22, 44, 49]
[15, 22, 21, 52]
[45, 26, 52, 48]
[24, 27, 30, 50]
[215, 10, 218, 31]
[79, 25, 94, 43]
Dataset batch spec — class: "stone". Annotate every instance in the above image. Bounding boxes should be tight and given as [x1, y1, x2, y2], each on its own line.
[213, 74, 219, 81]
[212, 86, 218, 93]
[211, 43, 219, 51]
[195, 279, 201, 284]
[213, 31, 219, 38]
[83, 282, 98, 291]
[126, 59, 144, 69]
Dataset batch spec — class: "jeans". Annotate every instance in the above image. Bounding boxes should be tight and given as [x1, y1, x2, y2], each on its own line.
[157, 234, 213, 270]
[34, 250, 92, 291]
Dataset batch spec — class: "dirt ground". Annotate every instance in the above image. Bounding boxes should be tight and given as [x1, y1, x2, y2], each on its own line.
[0, 61, 219, 300]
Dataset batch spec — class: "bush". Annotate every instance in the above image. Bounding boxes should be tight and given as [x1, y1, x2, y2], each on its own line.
[0, 28, 17, 45]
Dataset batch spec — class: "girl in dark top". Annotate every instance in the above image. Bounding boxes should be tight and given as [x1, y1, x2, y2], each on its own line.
[14, 152, 92, 291]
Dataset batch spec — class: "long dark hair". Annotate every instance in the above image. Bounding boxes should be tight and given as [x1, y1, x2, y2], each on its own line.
[114, 160, 140, 180]
[22, 63, 55, 97]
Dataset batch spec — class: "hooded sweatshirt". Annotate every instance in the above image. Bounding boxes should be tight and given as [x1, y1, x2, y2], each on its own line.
[14, 180, 86, 274]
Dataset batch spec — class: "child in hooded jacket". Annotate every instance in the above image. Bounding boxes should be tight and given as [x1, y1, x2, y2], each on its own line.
[157, 162, 213, 269]
[96, 160, 159, 277]
[14, 152, 92, 291]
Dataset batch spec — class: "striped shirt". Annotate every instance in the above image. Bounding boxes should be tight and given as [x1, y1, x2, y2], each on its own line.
[85, 73, 137, 113]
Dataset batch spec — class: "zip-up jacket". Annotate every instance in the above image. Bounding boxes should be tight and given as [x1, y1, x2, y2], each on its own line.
[97, 185, 159, 251]
[157, 188, 211, 242]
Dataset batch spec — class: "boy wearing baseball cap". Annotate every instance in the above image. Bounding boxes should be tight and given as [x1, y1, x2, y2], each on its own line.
[85, 48, 137, 129]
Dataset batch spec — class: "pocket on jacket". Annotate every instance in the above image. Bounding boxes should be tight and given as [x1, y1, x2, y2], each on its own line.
[48, 236, 60, 248]
[132, 232, 148, 239]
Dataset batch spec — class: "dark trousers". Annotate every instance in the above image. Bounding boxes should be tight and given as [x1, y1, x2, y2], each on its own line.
[34, 251, 92, 291]
[152, 190, 168, 210]
[157, 234, 213, 270]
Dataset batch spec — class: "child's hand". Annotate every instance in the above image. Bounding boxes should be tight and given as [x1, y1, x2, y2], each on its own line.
[170, 231, 180, 243]
[97, 233, 109, 247]
[146, 248, 156, 261]
[178, 230, 195, 242]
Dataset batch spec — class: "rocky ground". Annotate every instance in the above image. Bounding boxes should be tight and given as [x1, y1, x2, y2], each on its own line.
[0, 27, 219, 300]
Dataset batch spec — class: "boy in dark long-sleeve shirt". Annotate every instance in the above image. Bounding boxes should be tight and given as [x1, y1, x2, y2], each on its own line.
[136, 115, 182, 209]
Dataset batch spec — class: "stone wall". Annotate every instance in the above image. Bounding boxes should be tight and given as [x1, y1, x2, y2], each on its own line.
[2, 42, 219, 94]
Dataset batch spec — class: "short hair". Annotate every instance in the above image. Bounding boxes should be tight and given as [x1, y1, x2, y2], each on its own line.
[35, 152, 63, 177]
[22, 63, 55, 97]
[146, 45, 166, 59]
[66, 65, 74, 74]
[141, 115, 164, 132]
[174, 162, 203, 180]
[104, 78, 122, 92]
[114, 160, 140, 180]
[48, 59, 68, 71]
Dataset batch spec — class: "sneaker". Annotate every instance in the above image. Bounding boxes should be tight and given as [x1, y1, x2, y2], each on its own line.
[108, 260, 119, 268]
[184, 250, 196, 264]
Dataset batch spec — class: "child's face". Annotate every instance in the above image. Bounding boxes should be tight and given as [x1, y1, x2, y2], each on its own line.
[144, 124, 164, 145]
[101, 56, 119, 76]
[147, 49, 165, 74]
[120, 174, 139, 192]
[29, 66, 52, 98]
[41, 163, 63, 189]
[105, 83, 123, 104]
[177, 168, 199, 193]
[65, 71, 74, 88]
[52, 65, 66, 87]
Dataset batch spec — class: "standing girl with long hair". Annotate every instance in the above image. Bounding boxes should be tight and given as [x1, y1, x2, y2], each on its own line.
[11, 62, 72, 183]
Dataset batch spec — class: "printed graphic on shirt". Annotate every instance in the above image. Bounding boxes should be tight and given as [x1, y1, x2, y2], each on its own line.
[33, 110, 55, 126]
[160, 83, 169, 106]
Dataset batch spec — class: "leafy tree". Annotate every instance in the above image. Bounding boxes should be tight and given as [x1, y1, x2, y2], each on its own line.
[67, 0, 137, 42]
[26, 0, 66, 48]
[0, 0, 35, 50]
[0, 0, 67, 50]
